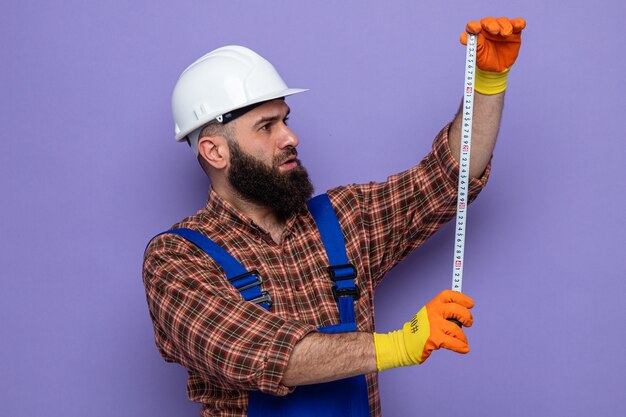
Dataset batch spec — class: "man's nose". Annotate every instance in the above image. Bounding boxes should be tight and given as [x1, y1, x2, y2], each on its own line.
[277, 124, 299, 149]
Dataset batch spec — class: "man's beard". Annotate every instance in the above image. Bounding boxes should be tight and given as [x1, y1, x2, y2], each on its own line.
[227, 140, 314, 220]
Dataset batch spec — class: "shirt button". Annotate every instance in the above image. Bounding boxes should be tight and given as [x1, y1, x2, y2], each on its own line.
[295, 284, 303, 292]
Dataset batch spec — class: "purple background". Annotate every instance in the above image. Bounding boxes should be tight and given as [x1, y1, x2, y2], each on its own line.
[2, 0, 625, 416]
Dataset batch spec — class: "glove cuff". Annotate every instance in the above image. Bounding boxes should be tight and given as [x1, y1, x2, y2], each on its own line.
[373, 330, 414, 371]
[373, 306, 432, 371]
[475, 68, 510, 95]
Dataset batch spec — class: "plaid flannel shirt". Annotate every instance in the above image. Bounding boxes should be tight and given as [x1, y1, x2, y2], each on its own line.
[142, 124, 490, 417]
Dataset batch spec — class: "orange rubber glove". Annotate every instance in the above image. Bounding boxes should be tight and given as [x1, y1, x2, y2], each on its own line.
[373, 290, 474, 371]
[460, 17, 526, 94]
[461, 16, 526, 72]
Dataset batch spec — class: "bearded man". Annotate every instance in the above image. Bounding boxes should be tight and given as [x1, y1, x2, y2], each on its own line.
[143, 16, 526, 417]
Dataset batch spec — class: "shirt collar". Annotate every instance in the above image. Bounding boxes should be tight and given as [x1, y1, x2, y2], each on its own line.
[203, 188, 306, 239]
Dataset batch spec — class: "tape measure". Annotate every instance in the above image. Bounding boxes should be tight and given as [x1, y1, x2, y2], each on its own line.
[451, 33, 477, 294]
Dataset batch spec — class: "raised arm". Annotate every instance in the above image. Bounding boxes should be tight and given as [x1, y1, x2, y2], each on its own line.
[449, 17, 526, 178]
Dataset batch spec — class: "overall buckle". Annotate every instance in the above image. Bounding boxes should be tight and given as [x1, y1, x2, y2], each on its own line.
[328, 263, 360, 301]
[327, 263, 357, 281]
[229, 270, 262, 292]
[331, 285, 360, 301]
[251, 291, 272, 308]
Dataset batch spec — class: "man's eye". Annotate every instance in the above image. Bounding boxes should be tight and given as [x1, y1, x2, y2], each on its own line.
[283, 116, 290, 126]
[260, 123, 271, 131]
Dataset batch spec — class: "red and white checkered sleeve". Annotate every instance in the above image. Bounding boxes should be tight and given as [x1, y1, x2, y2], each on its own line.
[142, 233, 317, 396]
[328, 123, 491, 286]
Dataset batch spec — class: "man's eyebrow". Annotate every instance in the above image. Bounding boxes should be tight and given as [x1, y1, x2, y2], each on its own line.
[253, 108, 291, 127]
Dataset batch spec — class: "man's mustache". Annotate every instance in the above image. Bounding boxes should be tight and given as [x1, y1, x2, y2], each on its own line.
[274, 147, 298, 166]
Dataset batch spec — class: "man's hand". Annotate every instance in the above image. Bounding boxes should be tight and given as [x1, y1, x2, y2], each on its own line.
[373, 290, 474, 371]
[461, 17, 526, 73]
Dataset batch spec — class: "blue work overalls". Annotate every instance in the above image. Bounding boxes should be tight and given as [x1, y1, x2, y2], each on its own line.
[157, 194, 370, 416]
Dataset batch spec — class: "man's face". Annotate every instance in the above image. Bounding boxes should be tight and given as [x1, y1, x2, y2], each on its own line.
[226, 100, 314, 219]
[228, 99, 299, 168]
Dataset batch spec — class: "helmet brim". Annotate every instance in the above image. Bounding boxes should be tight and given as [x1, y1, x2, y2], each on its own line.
[175, 87, 308, 142]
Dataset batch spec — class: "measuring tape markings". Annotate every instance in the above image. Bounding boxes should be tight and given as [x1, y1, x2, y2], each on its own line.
[451, 33, 477, 294]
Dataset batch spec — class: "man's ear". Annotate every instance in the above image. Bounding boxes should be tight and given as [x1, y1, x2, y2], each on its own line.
[198, 136, 229, 170]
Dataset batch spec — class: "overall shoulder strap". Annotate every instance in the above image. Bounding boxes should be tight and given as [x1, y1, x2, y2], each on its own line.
[151, 228, 271, 310]
[307, 194, 359, 328]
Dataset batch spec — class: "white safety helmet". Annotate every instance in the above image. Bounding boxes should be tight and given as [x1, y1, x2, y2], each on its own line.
[171, 45, 308, 156]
